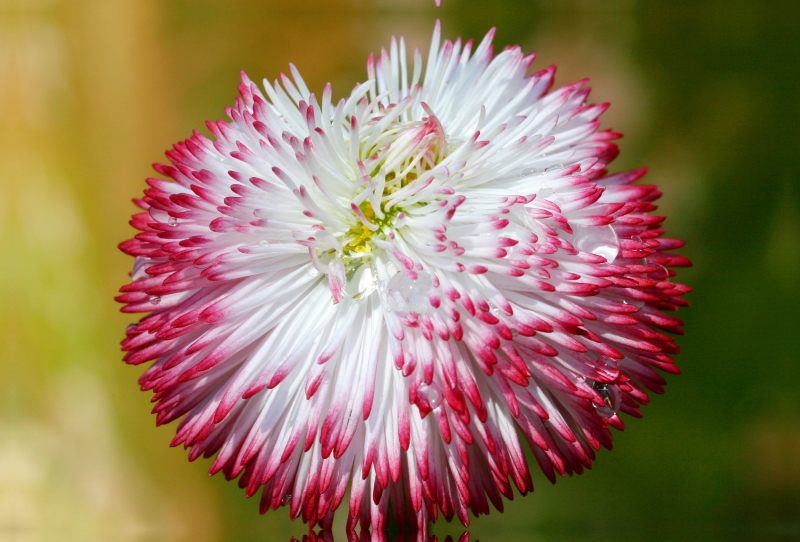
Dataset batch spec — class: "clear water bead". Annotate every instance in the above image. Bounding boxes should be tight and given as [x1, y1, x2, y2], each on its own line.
[420, 384, 443, 410]
[573, 224, 619, 263]
[168, 216, 178, 226]
[385, 269, 433, 313]
[148, 295, 161, 305]
[648, 263, 671, 281]
[126, 323, 138, 334]
[545, 163, 563, 172]
[591, 381, 616, 417]
[344, 264, 378, 300]
[488, 301, 503, 317]
[595, 404, 615, 418]
[623, 298, 646, 309]
[537, 184, 555, 198]
[597, 355, 620, 373]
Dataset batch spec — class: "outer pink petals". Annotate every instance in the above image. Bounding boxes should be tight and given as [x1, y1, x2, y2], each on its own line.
[116, 22, 691, 536]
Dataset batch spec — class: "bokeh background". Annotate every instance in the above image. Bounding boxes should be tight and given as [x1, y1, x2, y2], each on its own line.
[1, 0, 799, 541]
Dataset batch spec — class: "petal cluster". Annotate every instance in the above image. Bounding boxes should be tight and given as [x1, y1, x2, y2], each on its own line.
[118, 23, 690, 534]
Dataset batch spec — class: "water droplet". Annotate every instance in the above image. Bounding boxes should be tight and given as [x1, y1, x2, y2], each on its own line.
[258, 240, 269, 247]
[467, 206, 476, 214]
[623, 298, 646, 309]
[537, 185, 554, 198]
[344, 264, 378, 300]
[149, 295, 161, 305]
[520, 168, 541, 177]
[545, 163, 563, 172]
[573, 224, 619, 263]
[420, 384, 443, 410]
[594, 405, 616, 418]
[592, 381, 609, 397]
[307, 266, 321, 278]
[488, 301, 503, 317]
[648, 263, 670, 281]
[591, 381, 616, 417]
[282, 494, 292, 506]
[385, 269, 433, 314]
[126, 323, 138, 334]
[597, 355, 620, 373]
[168, 216, 178, 226]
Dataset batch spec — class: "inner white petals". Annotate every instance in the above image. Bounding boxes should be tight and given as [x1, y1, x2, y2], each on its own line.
[120, 21, 690, 533]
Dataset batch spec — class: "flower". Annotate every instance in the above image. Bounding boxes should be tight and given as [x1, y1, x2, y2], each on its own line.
[117, 22, 691, 534]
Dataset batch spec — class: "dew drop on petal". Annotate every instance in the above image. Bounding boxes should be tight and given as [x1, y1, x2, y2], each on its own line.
[149, 295, 161, 305]
[597, 355, 620, 373]
[282, 494, 292, 506]
[467, 206, 476, 214]
[545, 163, 563, 172]
[648, 263, 670, 281]
[608, 385, 622, 413]
[573, 224, 619, 263]
[537, 182, 554, 199]
[595, 404, 615, 418]
[623, 298, 646, 309]
[307, 265, 321, 278]
[520, 168, 540, 177]
[168, 216, 178, 226]
[592, 381, 608, 396]
[591, 381, 616, 417]
[385, 269, 433, 313]
[420, 383, 443, 410]
[344, 264, 378, 300]
[126, 323, 138, 334]
[259, 240, 269, 247]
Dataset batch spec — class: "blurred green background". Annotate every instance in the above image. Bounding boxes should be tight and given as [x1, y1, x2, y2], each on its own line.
[1, 0, 798, 541]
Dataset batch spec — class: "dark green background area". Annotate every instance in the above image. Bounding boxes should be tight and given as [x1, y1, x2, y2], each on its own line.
[3, 0, 798, 541]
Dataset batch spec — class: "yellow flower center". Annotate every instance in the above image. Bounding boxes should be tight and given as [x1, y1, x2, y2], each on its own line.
[339, 107, 448, 256]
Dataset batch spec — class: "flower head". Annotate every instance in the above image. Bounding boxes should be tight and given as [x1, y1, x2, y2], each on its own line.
[118, 22, 690, 534]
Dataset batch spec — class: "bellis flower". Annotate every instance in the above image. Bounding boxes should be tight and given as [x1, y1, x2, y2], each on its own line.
[117, 22, 691, 534]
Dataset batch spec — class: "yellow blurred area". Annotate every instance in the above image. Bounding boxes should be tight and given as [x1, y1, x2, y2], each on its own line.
[0, 1, 434, 539]
[0, 0, 216, 539]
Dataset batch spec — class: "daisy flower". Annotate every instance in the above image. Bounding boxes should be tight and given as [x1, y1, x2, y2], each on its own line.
[117, 22, 690, 534]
